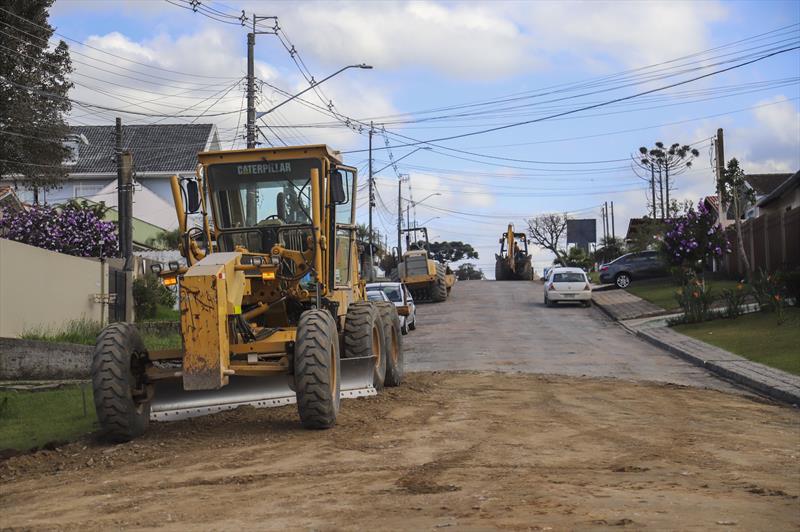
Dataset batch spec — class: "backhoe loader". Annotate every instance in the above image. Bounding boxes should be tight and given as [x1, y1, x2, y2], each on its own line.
[90, 145, 405, 442]
[395, 227, 454, 303]
[495, 224, 534, 281]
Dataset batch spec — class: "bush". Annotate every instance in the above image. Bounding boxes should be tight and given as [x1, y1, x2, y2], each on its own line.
[675, 276, 715, 323]
[784, 269, 800, 308]
[0, 202, 118, 258]
[133, 273, 177, 320]
[720, 283, 748, 319]
[661, 200, 728, 273]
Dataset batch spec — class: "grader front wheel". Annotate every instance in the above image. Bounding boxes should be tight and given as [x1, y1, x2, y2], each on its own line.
[375, 302, 404, 387]
[91, 323, 152, 442]
[294, 309, 341, 429]
[344, 302, 386, 390]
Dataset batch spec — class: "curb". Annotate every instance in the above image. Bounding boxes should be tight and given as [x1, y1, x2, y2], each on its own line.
[634, 328, 799, 405]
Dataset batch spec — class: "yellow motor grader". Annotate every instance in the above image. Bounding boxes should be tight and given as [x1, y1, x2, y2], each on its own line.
[91, 145, 405, 442]
[396, 226, 454, 303]
[495, 224, 534, 281]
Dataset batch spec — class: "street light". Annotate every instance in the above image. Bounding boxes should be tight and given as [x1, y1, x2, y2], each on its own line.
[412, 192, 441, 207]
[373, 146, 432, 175]
[418, 216, 440, 226]
[258, 63, 373, 118]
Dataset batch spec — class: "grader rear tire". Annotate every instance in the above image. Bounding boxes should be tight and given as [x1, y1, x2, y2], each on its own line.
[91, 323, 151, 443]
[431, 265, 448, 302]
[344, 302, 387, 390]
[375, 302, 404, 387]
[294, 309, 341, 429]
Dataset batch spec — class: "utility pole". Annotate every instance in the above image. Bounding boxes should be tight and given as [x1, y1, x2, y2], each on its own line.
[368, 122, 374, 281]
[397, 177, 403, 259]
[610, 200, 615, 240]
[115, 117, 134, 322]
[602, 202, 608, 243]
[246, 29, 256, 149]
[715, 128, 727, 228]
[116, 118, 125, 260]
[245, 15, 277, 149]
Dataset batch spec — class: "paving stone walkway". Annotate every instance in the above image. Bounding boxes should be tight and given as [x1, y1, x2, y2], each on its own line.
[591, 289, 666, 320]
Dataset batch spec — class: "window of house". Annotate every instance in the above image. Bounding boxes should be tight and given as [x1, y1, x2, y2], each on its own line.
[74, 183, 104, 199]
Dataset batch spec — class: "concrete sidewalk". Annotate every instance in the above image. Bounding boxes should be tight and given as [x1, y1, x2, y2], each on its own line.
[635, 325, 800, 405]
[592, 290, 800, 405]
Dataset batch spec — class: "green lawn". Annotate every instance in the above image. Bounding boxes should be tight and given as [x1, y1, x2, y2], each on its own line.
[22, 319, 182, 351]
[625, 275, 741, 310]
[0, 384, 97, 451]
[673, 308, 800, 375]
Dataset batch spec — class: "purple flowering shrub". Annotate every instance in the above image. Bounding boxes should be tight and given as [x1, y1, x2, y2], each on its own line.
[0, 203, 118, 258]
[661, 200, 729, 272]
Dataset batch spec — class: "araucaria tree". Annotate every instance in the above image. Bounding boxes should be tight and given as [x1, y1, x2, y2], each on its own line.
[632, 142, 699, 220]
[526, 213, 568, 265]
[718, 158, 755, 280]
[427, 241, 479, 264]
[0, 1, 73, 202]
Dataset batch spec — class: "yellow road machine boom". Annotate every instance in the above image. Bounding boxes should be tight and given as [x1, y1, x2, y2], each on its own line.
[91, 145, 405, 441]
[395, 226, 455, 303]
[495, 224, 534, 281]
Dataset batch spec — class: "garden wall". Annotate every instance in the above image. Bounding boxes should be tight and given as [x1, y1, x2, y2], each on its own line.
[0, 239, 112, 338]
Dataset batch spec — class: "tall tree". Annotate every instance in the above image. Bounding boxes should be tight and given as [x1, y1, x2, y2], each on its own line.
[526, 213, 568, 265]
[718, 158, 755, 280]
[427, 241, 478, 264]
[456, 263, 484, 281]
[633, 142, 699, 220]
[0, 1, 73, 203]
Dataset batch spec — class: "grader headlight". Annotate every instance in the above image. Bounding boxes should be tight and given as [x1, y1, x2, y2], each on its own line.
[261, 270, 276, 281]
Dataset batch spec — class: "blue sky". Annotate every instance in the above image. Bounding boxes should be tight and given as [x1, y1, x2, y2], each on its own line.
[49, 0, 800, 274]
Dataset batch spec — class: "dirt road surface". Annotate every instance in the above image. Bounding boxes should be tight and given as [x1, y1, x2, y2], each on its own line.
[2, 282, 798, 531]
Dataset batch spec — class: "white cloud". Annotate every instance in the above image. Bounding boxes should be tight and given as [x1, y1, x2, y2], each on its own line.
[67, 26, 397, 150]
[272, 1, 535, 78]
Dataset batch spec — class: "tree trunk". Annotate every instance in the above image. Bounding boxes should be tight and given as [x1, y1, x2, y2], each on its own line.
[657, 166, 665, 220]
[664, 165, 670, 217]
[733, 194, 752, 281]
[650, 166, 657, 219]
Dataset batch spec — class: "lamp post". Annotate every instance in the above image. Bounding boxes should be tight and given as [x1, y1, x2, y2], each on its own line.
[258, 64, 372, 121]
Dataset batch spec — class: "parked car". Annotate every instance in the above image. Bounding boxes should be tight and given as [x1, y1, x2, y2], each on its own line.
[366, 281, 417, 334]
[543, 267, 592, 307]
[598, 251, 668, 289]
[366, 290, 390, 303]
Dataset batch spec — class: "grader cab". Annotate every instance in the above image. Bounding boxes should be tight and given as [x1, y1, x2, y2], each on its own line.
[495, 224, 534, 281]
[91, 145, 404, 442]
[395, 226, 454, 303]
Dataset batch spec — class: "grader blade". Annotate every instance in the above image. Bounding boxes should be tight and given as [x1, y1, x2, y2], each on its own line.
[149, 356, 377, 422]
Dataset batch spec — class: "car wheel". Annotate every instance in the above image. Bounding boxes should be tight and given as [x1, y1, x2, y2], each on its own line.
[615, 273, 631, 289]
[408, 317, 416, 331]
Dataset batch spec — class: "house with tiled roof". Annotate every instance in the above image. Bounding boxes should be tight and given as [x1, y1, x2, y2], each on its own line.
[13, 124, 220, 230]
[743, 172, 793, 218]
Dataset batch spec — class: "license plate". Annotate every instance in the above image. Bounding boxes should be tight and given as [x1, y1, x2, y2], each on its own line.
[563, 293, 575, 298]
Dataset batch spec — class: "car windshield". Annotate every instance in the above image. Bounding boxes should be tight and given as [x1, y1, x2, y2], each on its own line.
[553, 272, 586, 282]
[208, 159, 321, 228]
[366, 292, 384, 302]
[380, 286, 403, 302]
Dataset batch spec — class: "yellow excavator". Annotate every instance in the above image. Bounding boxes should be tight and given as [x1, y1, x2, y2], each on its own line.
[395, 226, 455, 303]
[495, 224, 534, 281]
[90, 145, 405, 441]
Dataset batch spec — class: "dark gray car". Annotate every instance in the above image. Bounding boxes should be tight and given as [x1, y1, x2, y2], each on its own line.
[598, 251, 668, 288]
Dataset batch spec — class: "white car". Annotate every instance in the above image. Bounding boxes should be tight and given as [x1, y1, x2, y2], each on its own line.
[543, 267, 592, 308]
[366, 281, 417, 334]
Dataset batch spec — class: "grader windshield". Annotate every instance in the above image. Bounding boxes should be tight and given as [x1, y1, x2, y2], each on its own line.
[208, 158, 327, 253]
